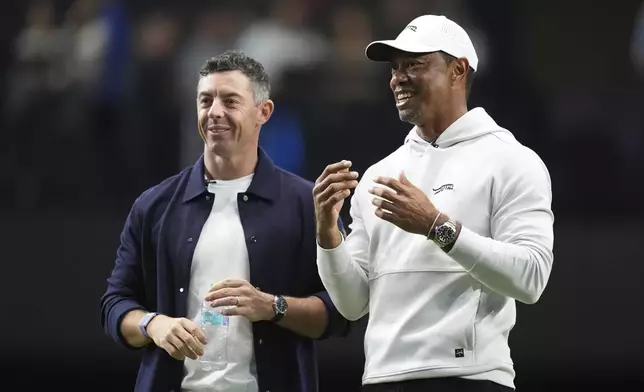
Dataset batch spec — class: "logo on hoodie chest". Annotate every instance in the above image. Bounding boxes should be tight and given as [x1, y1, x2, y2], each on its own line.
[432, 183, 454, 195]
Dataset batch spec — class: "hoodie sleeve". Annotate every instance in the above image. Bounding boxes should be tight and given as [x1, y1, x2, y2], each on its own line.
[447, 146, 554, 304]
[316, 189, 371, 321]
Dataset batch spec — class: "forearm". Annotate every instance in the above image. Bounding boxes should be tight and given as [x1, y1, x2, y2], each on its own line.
[120, 309, 152, 348]
[316, 241, 370, 321]
[276, 296, 327, 339]
[448, 225, 553, 304]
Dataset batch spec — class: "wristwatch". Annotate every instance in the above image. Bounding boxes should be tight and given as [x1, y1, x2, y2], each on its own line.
[432, 219, 458, 248]
[139, 312, 158, 339]
[270, 295, 288, 322]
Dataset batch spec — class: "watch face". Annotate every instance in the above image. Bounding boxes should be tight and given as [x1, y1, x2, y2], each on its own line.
[436, 224, 456, 245]
[274, 296, 288, 314]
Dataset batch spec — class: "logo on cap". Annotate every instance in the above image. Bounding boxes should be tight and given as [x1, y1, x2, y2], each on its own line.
[405, 25, 417, 32]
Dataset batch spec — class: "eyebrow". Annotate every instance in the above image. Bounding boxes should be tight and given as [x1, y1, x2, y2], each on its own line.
[197, 91, 243, 99]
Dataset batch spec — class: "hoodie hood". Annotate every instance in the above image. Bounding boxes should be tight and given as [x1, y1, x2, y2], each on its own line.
[404, 107, 514, 149]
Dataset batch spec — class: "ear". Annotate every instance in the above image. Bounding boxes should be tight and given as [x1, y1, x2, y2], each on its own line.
[257, 99, 274, 126]
[452, 57, 469, 86]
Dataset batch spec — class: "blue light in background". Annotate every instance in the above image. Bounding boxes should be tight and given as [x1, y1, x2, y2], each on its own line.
[259, 107, 306, 176]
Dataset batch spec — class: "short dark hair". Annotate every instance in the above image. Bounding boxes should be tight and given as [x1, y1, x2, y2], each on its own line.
[199, 50, 271, 102]
[439, 52, 474, 101]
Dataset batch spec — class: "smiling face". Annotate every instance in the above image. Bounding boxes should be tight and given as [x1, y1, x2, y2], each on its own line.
[389, 51, 455, 126]
[196, 70, 273, 158]
[389, 50, 471, 131]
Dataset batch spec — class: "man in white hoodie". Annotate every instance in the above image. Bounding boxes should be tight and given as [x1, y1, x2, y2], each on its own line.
[313, 14, 554, 392]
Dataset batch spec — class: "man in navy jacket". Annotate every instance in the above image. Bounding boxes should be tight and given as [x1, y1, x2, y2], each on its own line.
[100, 51, 350, 392]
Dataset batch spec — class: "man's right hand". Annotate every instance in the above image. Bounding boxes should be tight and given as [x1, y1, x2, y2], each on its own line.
[147, 315, 207, 360]
[313, 160, 359, 249]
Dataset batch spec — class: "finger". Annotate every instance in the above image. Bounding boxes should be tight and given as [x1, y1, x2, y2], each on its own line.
[371, 197, 397, 213]
[331, 189, 352, 203]
[318, 189, 352, 212]
[205, 287, 242, 302]
[315, 160, 352, 184]
[316, 160, 351, 184]
[368, 185, 399, 202]
[170, 322, 200, 359]
[180, 318, 208, 345]
[165, 340, 184, 360]
[173, 319, 203, 359]
[398, 171, 411, 185]
[221, 305, 247, 317]
[210, 296, 241, 308]
[316, 181, 358, 207]
[166, 334, 187, 360]
[318, 189, 352, 213]
[175, 324, 204, 359]
[321, 171, 360, 185]
[178, 340, 198, 361]
[374, 176, 406, 193]
[312, 171, 360, 197]
[374, 208, 396, 223]
[208, 279, 246, 292]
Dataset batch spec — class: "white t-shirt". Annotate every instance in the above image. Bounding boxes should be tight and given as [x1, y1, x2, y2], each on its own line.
[182, 174, 258, 392]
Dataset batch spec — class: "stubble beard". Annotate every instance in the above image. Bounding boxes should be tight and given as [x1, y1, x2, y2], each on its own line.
[399, 108, 420, 125]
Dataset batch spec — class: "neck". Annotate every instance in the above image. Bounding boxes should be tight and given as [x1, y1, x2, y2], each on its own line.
[416, 102, 468, 143]
[204, 147, 257, 181]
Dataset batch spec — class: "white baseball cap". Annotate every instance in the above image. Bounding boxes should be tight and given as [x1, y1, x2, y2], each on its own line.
[365, 15, 479, 72]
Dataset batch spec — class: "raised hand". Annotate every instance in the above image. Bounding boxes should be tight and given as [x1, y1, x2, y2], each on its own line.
[312, 160, 359, 248]
[369, 171, 440, 236]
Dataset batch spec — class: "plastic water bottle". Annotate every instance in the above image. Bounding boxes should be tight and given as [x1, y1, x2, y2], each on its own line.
[198, 300, 229, 371]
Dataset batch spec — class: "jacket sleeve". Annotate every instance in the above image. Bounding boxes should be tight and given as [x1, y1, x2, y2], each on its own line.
[448, 147, 555, 304]
[100, 196, 148, 348]
[316, 189, 371, 321]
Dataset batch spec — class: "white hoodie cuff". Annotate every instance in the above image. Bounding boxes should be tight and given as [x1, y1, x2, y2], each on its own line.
[447, 226, 483, 272]
[316, 238, 352, 275]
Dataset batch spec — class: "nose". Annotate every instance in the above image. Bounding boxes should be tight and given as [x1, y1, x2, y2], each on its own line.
[390, 69, 409, 90]
[207, 99, 225, 119]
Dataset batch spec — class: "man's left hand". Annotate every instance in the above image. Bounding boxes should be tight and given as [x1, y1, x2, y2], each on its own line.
[205, 279, 274, 322]
[369, 172, 439, 236]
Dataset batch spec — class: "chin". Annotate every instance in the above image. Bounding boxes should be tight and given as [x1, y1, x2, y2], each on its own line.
[206, 140, 234, 156]
[398, 110, 419, 124]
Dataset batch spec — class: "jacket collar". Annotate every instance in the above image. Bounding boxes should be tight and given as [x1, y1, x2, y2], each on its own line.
[183, 147, 280, 203]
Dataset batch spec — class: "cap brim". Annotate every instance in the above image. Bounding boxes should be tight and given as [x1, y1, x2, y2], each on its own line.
[365, 40, 441, 62]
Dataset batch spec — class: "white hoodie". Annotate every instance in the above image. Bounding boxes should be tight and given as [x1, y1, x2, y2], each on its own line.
[317, 108, 554, 389]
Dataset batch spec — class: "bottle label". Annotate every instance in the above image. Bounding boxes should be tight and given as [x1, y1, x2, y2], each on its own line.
[202, 310, 229, 326]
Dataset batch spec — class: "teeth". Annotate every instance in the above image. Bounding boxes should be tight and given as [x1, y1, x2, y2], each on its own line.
[396, 92, 412, 100]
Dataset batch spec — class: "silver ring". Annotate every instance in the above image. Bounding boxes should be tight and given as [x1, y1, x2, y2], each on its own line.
[235, 296, 241, 306]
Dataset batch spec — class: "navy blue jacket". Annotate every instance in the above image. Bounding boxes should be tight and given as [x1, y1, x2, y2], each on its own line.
[100, 148, 350, 392]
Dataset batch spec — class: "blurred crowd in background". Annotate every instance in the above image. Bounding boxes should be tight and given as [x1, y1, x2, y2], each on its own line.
[2, 0, 643, 220]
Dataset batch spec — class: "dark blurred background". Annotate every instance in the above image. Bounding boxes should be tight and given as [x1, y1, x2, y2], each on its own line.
[1, 0, 643, 391]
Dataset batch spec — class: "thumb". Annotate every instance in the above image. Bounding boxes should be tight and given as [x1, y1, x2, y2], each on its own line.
[399, 171, 410, 185]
